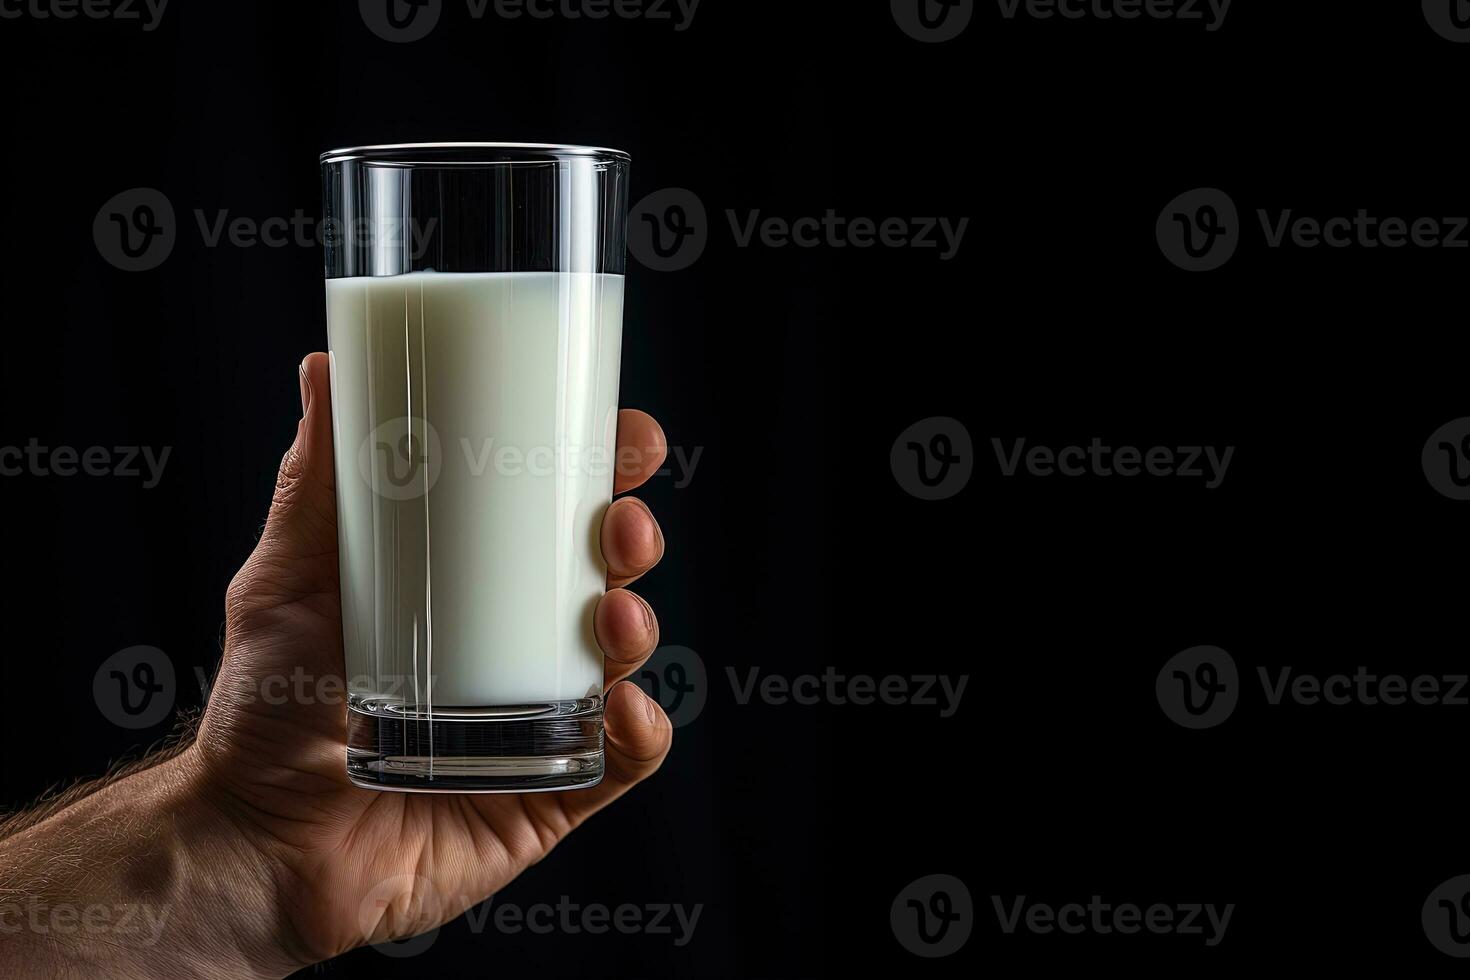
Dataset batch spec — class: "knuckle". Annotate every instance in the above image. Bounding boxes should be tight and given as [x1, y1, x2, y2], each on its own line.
[271, 441, 307, 512]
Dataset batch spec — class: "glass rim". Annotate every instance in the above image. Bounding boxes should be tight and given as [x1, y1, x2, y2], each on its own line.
[320, 142, 630, 166]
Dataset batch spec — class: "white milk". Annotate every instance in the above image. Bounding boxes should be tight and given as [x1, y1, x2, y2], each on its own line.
[326, 272, 623, 707]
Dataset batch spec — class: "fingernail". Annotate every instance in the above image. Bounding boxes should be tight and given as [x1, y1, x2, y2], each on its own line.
[298, 362, 312, 418]
[635, 593, 657, 633]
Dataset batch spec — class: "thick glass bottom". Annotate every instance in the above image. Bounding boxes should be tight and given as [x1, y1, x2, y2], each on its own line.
[346, 694, 604, 793]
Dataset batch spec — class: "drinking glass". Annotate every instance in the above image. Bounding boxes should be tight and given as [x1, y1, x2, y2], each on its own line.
[320, 143, 629, 792]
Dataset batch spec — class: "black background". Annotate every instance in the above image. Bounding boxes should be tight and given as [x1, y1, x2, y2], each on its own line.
[2, 0, 1469, 974]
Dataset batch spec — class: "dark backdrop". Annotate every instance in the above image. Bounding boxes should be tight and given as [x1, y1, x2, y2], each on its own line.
[2, 0, 1468, 974]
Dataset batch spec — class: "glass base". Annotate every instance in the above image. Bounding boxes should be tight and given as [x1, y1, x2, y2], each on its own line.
[346, 694, 604, 793]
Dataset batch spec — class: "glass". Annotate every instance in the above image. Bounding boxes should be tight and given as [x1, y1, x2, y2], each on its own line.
[320, 143, 630, 792]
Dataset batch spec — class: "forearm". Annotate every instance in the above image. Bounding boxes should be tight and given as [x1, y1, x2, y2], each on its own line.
[0, 749, 292, 979]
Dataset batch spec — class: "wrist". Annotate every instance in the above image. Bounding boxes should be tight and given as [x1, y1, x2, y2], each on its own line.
[0, 748, 298, 979]
[163, 748, 307, 978]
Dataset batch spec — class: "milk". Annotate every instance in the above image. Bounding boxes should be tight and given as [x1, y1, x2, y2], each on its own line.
[326, 272, 623, 707]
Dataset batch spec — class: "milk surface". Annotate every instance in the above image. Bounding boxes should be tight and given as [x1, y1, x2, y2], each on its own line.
[326, 272, 623, 706]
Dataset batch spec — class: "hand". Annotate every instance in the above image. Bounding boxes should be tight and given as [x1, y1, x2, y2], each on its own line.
[198, 352, 674, 968]
[0, 353, 672, 978]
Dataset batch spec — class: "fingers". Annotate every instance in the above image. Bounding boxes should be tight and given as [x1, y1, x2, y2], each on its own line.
[601, 497, 664, 588]
[554, 682, 672, 829]
[298, 352, 335, 488]
[614, 409, 666, 494]
[255, 352, 337, 562]
[225, 353, 339, 627]
[595, 588, 659, 687]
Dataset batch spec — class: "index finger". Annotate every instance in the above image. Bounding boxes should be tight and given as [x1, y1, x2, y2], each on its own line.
[614, 409, 667, 494]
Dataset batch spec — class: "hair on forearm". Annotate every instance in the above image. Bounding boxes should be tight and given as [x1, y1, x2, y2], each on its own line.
[0, 708, 202, 841]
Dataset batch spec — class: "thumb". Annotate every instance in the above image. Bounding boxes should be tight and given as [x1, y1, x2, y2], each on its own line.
[226, 353, 338, 625]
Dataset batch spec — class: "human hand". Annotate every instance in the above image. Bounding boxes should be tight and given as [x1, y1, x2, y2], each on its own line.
[0, 353, 672, 978]
[198, 351, 674, 968]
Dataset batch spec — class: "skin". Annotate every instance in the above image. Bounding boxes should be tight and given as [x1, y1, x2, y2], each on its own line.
[0, 352, 672, 978]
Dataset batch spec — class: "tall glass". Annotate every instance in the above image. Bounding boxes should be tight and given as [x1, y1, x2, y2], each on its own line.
[320, 143, 629, 792]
